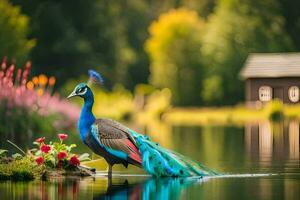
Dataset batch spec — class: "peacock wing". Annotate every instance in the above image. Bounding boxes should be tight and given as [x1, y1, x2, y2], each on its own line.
[92, 118, 142, 166]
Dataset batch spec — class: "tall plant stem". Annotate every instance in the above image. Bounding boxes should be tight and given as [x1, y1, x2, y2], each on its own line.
[7, 140, 26, 155]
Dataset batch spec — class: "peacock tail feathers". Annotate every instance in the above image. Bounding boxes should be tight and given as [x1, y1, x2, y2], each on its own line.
[128, 129, 219, 177]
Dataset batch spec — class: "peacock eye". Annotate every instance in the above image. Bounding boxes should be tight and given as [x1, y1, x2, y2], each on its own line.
[77, 88, 83, 93]
[77, 87, 87, 94]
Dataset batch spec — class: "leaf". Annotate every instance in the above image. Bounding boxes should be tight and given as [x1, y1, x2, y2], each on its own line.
[33, 142, 40, 146]
[66, 144, 77, 152]
[53, 142, 66, 151]
[0, 149, 8, 156]
[78, 153, 91, 161]
[34, 150, 42, 156]
[12, 153, 23, 159]
[30, 148, 38, 152]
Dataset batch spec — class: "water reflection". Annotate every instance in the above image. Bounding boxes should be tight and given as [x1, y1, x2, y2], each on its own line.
[245, 121, 300, 170]
[0, 120, 299, 200]
[289, 122, 299, 159]
[0, 176, 206, 200]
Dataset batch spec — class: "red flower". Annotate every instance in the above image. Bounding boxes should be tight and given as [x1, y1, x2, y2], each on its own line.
[58, 133, 68, 141]
[35, 156, 44, 165]
[40, 144, 51, 154]
[36, 137, 45, 144]
[57, 151, 67, 160]
[69, 155, 80, 166]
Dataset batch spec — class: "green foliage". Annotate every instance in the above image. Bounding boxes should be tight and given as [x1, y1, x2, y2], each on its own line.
[0, 149, 8, 157]
[0, 156, 42, 181]
[201, 0, 293, 105]
[0, 0, 34, 63]
[278, 0, 300, 50]
[202, 75, 223, 104]
[146, 8, 206, 105]
[0, 105, 62, 148]
[9, 0, 219, 89]
[10, 0, 152, 89]
[7, 0, 300, 106]
[12, 153, 22, 159]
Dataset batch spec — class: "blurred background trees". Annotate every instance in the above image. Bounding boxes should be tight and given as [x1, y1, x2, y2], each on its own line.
[0, 0, 35, 64]
[201, 0, 293, 105]
[0, 0, 299, 106]
[145, 9, 205, 106]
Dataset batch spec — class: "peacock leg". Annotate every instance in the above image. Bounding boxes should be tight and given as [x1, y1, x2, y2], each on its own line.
[108, 164, 112, 177]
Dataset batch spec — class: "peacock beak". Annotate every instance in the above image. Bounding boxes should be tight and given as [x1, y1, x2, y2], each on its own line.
[67, 91, 77, 99]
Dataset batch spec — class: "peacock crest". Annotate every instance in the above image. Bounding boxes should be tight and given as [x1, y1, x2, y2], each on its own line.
[87, 69, 104, 86]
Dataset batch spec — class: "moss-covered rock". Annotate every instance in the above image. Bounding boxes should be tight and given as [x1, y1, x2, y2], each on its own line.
[0, 157, 43, 181]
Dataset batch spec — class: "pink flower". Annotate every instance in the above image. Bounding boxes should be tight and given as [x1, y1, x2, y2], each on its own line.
[57, 151, 67, 160]
[69, 155, 80, 166]
[35, 156, 44, 165]
[36, 137, 45, 144]
[58, 133, 68, 141]
[40, 144, 51, 154]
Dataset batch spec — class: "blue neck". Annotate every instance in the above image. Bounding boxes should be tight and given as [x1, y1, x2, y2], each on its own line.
[78, 90, 96, 141]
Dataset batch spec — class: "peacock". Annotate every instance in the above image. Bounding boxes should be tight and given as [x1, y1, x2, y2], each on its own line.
[67, 70, 218, 177]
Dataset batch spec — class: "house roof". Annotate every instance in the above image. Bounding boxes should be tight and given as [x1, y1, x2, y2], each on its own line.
[240, 53, 300, 79]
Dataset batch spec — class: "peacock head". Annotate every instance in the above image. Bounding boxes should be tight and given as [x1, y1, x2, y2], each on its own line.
[67, 70, 103, 100]
[67, 83, 91, 99]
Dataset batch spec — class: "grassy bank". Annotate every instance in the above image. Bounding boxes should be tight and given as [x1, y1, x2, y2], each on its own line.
[0, 157, 43, 181]
[162, 100, 300, 126]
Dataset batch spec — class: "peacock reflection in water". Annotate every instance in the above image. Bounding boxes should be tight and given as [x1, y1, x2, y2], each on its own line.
[92, 177, 204, 200]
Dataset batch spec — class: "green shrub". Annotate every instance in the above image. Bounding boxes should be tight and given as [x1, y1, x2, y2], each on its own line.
[0, 157, 42, 181]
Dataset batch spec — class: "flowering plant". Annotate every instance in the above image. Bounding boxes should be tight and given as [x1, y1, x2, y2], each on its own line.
[31, 133, 90, 170]
[0, 57, 80, 140]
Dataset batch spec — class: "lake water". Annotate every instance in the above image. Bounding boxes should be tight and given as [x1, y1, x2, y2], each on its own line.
[0, 120, 299, 200]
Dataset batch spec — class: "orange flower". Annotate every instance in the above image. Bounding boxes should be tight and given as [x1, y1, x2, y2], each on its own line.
[49, 76, 56, 86]
[69, 155, 80, 166]
[26, 81, 34, 90]
[32, 76, 39, 85]
[35, 156, 44, 165]
[58, 133, 68, 141]
[40, 144, 51, 154]
[38, 74, 48, 86]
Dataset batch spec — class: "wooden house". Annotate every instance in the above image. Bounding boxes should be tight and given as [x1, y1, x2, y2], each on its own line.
[240, 53, 300, 104]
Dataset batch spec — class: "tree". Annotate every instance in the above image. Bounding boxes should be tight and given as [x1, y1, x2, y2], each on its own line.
[10, 0, 217, 90]
[201, 0, 293, 105]
[11, 0, 148, 88]
[278, 0, 300, 50]
[0, 0, 34, 63]
[145, 8, 205, 106]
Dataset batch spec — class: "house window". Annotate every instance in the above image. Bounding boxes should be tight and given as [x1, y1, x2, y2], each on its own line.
[259, 86, 272, 102]
[288, 86, 299, 102]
